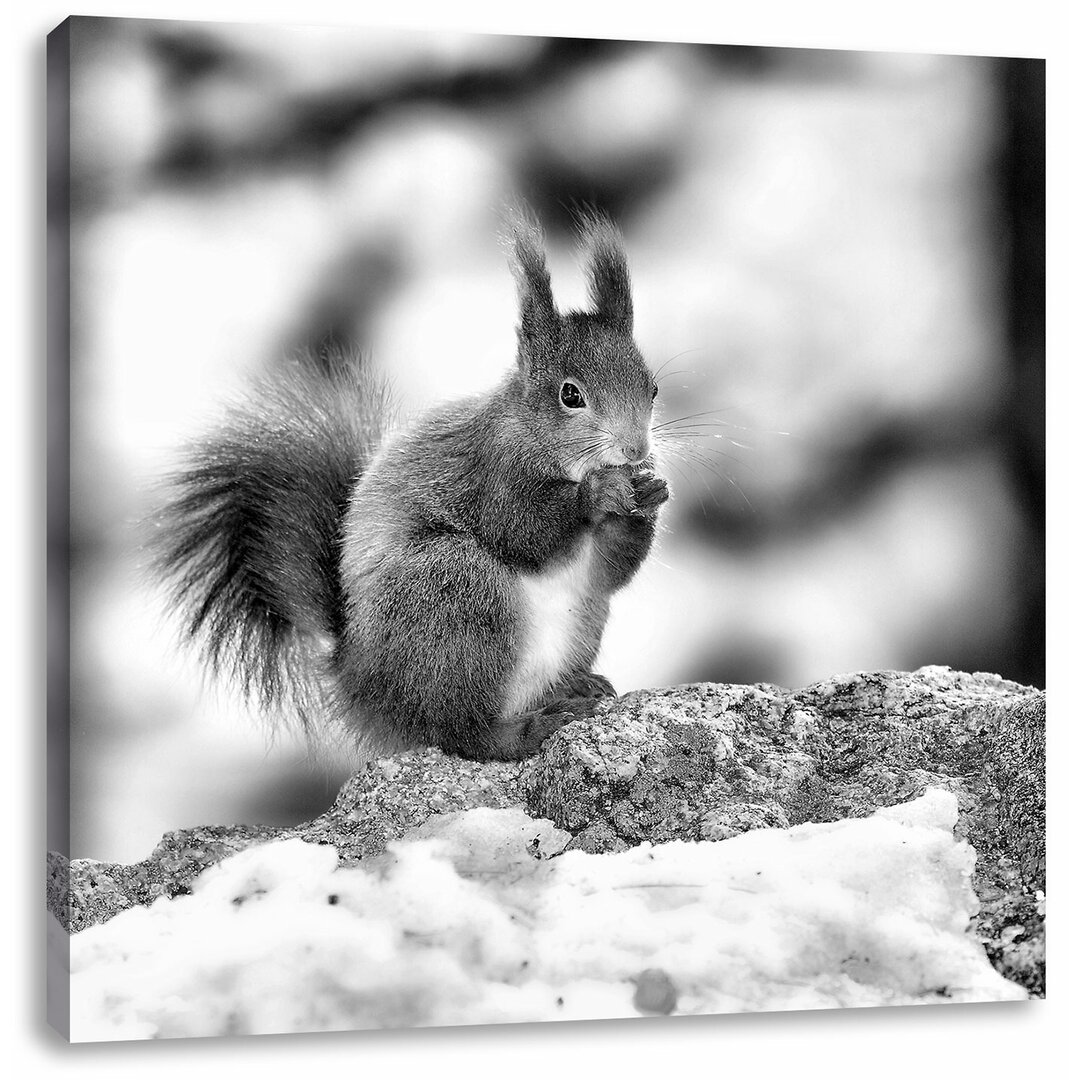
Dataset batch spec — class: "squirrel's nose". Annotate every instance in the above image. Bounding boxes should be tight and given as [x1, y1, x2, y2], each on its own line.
[620, 440, 650, 466]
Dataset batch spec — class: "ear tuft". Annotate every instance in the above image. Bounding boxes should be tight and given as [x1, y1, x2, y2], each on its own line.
[578, 209, 633, 329]
[501, 202, 558, 357]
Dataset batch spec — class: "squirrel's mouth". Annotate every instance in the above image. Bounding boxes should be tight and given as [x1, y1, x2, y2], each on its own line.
[607, 439, 652, 469]
[561, 433, 652, 482]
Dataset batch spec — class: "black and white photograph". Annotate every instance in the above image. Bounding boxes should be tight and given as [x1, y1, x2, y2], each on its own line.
[44, 9, 1047, 1048]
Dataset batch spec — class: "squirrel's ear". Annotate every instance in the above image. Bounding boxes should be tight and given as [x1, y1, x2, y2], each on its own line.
[502, 204, 558, 369]
[580, 211, 633, 330]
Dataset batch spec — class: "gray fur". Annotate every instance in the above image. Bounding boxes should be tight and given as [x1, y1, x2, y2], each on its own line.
[154, 209, 668, 761]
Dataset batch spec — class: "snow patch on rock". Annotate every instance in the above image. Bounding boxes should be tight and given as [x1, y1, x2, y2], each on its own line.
[68, 793, 1026, 1041]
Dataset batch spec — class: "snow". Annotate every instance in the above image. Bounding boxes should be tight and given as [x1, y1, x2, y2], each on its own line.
[66, 790, 1026, 1041]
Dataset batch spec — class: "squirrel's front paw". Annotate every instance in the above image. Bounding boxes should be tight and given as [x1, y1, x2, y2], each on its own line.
[585, 466, 636, 521]
[630, 470, 669, 515]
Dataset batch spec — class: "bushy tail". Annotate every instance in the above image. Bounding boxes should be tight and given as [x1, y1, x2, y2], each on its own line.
[150, 345, 392, 731]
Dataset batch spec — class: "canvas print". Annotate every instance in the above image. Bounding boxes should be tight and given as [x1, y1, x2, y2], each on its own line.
[46, 16, 1045, 1042]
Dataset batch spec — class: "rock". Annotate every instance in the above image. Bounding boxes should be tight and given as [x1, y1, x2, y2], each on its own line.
[49, 667, 1044, 996]
[633, 969, 679, 1015]
[50, 752, 523, 935]
[48, 824, 283, 936]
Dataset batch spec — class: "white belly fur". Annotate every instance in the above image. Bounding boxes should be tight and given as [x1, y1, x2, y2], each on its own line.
[503, 539, 595, 716]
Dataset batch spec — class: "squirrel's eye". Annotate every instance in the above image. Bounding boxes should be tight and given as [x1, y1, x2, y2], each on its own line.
[560, 382, 586, 409]
[651, 384, 658, 401]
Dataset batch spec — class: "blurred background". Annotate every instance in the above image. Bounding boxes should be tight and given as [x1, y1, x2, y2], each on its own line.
[58, 16, 1044, 862]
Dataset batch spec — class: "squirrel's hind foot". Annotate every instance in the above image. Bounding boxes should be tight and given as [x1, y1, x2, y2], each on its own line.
[553, 670, 616, 700]
[466, 694, 605, 761]
[520, 697, 600, 755]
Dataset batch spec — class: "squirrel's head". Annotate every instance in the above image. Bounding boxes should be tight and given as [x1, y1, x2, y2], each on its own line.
[505, 207, 657, 482]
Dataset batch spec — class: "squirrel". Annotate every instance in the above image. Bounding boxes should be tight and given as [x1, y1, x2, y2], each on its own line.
[153, 206, 669, 761]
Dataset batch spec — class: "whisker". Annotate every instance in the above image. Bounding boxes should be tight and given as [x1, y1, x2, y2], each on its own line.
[669, 438, 756, 477]
[656, 447, 725, 514]
[654, 432, 753, 470]
[657, 440, 756, 511]
[654, 420, 750, 432]
[650, 347, 704, 382]
[653, 426, 756, 444]
[661, 455, 716, 518]
[650, 408, 743, 431]
[655, 369, 696, 385]
[657, 431, 756, 452]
